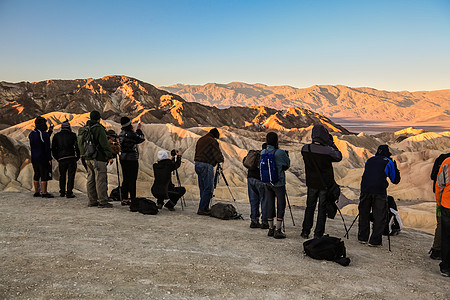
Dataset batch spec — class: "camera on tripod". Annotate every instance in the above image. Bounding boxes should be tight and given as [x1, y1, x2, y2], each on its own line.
[171, 149, 179, 157]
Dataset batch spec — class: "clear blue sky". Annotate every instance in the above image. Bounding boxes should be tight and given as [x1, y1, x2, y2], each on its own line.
[1, 0, 449, 91]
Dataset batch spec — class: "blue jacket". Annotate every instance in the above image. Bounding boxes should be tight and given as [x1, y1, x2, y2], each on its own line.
[261, 145, 290, 187]
[360, 155, 400, 195]
[29, 129, 52, 163]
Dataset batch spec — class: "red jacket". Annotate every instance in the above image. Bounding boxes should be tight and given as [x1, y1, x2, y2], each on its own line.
[435, 157, 450, 209]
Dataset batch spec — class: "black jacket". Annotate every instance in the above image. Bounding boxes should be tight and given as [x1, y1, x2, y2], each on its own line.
[301, 126, 342, 189]
[360, 155, 400, 195]
[51, 129, 80, 161]
[151, 156, 182, 199]
[431, 153, 450, 192]
[119, 129, 145, 161]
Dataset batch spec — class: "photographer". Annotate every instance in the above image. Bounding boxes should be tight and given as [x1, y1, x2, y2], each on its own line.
[194, 128, 224, 215]
[358, 145, 400, 247]
[119, 117, 145, 206]
[151, 150, 185, 211]
[301, 125, 342, 239]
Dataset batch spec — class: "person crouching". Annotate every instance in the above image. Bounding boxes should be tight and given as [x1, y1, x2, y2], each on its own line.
[151, 150, 186, 211]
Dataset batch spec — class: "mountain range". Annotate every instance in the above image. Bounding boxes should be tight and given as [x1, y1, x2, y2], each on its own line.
[0, 76, 347, 133]
[160, 82, 450, 123]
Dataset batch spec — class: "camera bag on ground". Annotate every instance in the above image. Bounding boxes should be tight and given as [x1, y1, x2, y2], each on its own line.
[303, 235, 350, 266]
[134, 197, 158, 215]
[243, 150, 261, 169]
[210, 203, 242, 220]
[109, 187, 122, 201]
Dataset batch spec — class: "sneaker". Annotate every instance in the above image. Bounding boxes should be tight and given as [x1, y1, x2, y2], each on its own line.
[440, 270, 450, 277]
[98, 203, 113, 208]
[121, 199, 131, 206]
[358, 240, 368, 244]
[429, 249, 441, 260]
[368, 243, 382, 247]
[250, 221, 261, 228]
[157, 202, 164, 210]
[197, 209, 210, 216]
[33, 192, 41, 197]
[260, 223, 269, 229]
[274, 229, 286, 239]
[300, 231, 309, 239]
[267, 227, 275, 237]
[41, 193, 54, 198]
[60, 192, 66, 197]
[66, 193, 75, 198]
[88, 202, 99, 207]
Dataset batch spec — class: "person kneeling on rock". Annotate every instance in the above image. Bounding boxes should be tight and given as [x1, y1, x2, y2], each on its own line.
[151, 150, 186, 211]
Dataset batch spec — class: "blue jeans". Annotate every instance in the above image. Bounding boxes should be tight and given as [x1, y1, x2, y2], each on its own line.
[195, 162, 215, 211]
[302, 188, 328, 238]
[247, 177, 267, 224]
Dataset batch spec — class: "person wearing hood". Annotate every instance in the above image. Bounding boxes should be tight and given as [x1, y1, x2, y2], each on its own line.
[51, 120, 80, 198]
[29, 116, 54, 198]
[151, 150, 185, 211]
[78, 110, 114, 208]
[262, 132, 290, 239]
[358, 144, 400, 247]
[194, 128, 224, 215]
[118, 117, 145, 205]
[301, 125, 342, 239]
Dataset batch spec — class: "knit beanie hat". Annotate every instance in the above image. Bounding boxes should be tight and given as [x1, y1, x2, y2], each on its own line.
[157, 150, 169, 161]
[35, 116, 48, 131]
[61, 120, 71, 130]
[266, 132, 278, 148]
[376, 145, 392, 158]
[209, 128, 220, 139]
[90, 110, 101, 121]
[120, 116, 132, 129]
[106, 129, 117, 137]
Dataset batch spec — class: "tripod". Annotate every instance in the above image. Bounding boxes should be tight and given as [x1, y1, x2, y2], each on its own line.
[174, 169, 186, 210]
[115, 156, 122, 202]
[214, 164, 242, 217]
[285, 192, 296, 226]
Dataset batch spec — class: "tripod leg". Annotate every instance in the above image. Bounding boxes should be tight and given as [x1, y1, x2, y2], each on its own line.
[285, 193, 295, 226]
[115, 157, 122, 202]
[386, 200, 391, 252]
[345, 214, 359, 239]
[337, 207, 349, 239]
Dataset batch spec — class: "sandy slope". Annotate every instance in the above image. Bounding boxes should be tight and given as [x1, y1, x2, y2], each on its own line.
[0, 192, 448, 300]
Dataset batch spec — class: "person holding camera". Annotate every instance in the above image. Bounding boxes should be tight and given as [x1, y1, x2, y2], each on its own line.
[29, 116, 54, 198]
[151, 150, 185, 211]
[51, 120, 80, 198]
[358, 144, 400, 247]
[301, 125, 342, 239]
[194, 128, 224, 215]
[119, 117, 145, 206]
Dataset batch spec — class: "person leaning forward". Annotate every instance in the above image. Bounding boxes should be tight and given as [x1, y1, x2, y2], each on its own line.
[194, 128, 224, 215]
[78, 110, 114, 208]
[358, 145, 400, 247]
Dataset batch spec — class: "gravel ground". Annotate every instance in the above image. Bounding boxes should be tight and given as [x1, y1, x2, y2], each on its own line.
[0, 192, 448, 300]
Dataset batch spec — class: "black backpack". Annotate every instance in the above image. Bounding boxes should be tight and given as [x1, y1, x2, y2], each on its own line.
[135, 198, 158, 215]
[303, 235, 350, 266]
[210, 203, 242, 220]
[243, 150, 261, 170]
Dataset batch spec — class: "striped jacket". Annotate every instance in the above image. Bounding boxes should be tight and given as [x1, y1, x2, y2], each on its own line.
[435, 157, 450, 209]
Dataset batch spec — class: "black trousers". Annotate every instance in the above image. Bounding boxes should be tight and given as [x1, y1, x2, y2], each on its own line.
[264, 185, 286, 220]
[120, 160, 139, 200]
[302, 188, 328, 238]
[166, 187, 186, 208]
[58, 158, 77, 195]
[440, 206, 450, 273]
[358, 193, 387, 245]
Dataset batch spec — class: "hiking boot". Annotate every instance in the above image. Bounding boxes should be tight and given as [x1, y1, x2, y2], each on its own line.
[260, 223, 269, 229]
[197, 209, 210, 216]
[250, 221, 261, 228]
[358, 240, 368, 244]
[33, 192, 41, 197]
[98, 203, 113, 208]
[41, 193, 54, 198]
[300, 231, 309, 239]
[429, 249, 441, 260]
[121, 199, 131, 206]
[157, 202, 164, 210]
[274, 229, 286, 239]
[164, 201, 176, 211]
[66, 193, 75, 198]
[60, 192, 66, 197]
[441, 269, 450, 277]
[88, 202, 99, 207]
[368, 243, 382, 247]
[267, 227, 275, 237]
